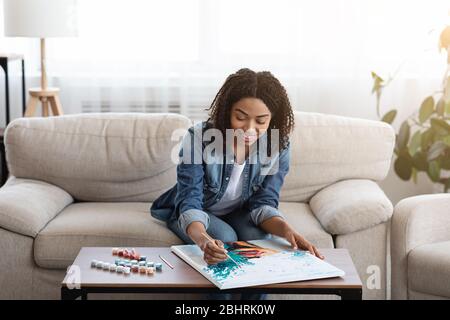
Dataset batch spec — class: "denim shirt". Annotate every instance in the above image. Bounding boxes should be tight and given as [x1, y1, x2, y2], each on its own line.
[150, 121, 291, 234]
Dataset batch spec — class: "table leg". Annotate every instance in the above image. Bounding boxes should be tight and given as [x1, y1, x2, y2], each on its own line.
[49, 95, 64, 115]
[22, 59, 26, 116]
[4, 63, 10, 125]
[61, 286, 88, 300]
[25, 97, 39, 117]
[42, 98, 49, 117]
[339, 288, 362, 300]
[0, 136, 7, 186]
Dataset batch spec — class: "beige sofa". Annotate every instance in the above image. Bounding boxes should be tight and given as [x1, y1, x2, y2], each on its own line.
[0, 111, 395, 299]
[391, 194, 450, 299]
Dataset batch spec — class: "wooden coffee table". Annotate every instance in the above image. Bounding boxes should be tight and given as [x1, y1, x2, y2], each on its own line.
[61, 247, 362, 300]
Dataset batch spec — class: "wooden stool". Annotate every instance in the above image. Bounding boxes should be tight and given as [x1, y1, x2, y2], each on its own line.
[25, 87, 64, 117]
[23, 39, 65, 117]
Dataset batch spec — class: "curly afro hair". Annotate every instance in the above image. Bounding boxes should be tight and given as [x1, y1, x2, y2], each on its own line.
[206, 68, 294, 152]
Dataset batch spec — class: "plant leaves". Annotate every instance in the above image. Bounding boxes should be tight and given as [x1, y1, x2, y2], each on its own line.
[430, 118, 450, 135]
[381, 109, 397, 124]
[440, 26, 450, 50]
[445, 179, 450, 193]
[411, 167, 418, 184]
[371, 71, 384, 94]
[419, 96, 435, 123]
[412, 151, 428, 171]
[427, 141, 447, 161]
[441, 151, 450, 170]
[421, 128, 435, 151]
[397, 121, 410, 150]
[394, 150, 412, 181]
[436, 98, 445, 116]
[427, 160, 441, 182]
[443, 135, 450, 146]
[408, 130, 422, 156]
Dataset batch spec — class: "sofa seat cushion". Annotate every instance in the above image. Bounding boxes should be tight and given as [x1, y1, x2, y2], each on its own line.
[408, 241, 450, 298]
[34, 202, 183, 269]
[278, 202, 334, 249]
[34, 202, 333, 269]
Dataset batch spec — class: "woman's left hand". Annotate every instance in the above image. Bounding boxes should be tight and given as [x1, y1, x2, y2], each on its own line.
[283, 228, 324, 259]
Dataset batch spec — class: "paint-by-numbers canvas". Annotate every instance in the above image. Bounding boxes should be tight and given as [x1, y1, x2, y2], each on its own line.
[171, 237, 345, 290]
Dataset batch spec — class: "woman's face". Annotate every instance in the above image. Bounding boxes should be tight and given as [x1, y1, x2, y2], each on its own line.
[230, 97, 272, 146]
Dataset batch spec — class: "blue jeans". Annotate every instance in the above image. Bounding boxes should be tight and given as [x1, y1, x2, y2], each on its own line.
[168, 207, 270, 300]
[168, 207, 271, 244]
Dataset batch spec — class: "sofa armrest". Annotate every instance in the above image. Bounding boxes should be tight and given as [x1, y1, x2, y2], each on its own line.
[309, 179, 393, 235]
[0, 177, 73, 237]
[391, 193, 450, 299]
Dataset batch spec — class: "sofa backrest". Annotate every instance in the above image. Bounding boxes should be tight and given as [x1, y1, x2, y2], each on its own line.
[5, 111, 395, 203]
[280, 111, 395, 202]
[5, 113, 192, 202]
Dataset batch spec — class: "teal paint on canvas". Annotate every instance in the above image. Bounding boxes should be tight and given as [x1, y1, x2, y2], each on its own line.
[204, 245, 254, 281]
[172, 239, 345, 289]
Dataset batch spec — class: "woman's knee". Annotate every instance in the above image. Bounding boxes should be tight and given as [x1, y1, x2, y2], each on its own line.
[236, 226, 270, 241]
[207, 225, 238, 243]
[168, 212, 238, 244]
[205, 213, 238, 243]
[224, 209, 270, 241]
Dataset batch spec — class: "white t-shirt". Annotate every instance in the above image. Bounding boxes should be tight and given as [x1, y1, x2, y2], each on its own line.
[206, 160, 246, 216]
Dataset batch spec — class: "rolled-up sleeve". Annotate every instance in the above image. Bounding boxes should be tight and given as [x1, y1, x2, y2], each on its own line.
[177, 208, 210, 234]
[247, 143, 290, 226]
[175, 125, 210, 235]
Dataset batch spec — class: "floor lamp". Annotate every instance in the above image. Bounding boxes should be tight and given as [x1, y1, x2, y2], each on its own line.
[3, 0, 77, 117]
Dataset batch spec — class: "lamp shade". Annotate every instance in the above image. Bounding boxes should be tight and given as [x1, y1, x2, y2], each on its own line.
[3, 0, 77, 37]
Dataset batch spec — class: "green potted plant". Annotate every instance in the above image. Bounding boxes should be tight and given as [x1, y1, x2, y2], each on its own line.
[372, 25, 450, 192]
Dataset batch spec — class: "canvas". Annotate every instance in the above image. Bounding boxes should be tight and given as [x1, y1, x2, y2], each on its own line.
[171, 237, 345, 290]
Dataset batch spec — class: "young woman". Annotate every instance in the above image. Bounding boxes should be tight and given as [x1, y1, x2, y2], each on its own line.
[151, 68, 323, 267]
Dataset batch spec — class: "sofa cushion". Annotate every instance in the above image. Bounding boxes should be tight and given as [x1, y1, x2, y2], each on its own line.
[280, 111, 395, 202]
[0, 177, 73, 237]
[34, 202, 333, 269]
[309, 179, 393, 235]
[408, 241, 450, 298]
[5, 113, 192, 202]
[34, 202, 183, 269]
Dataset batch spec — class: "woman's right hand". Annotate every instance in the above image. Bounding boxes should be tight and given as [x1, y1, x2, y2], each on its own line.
[186, 222, 229, 265]
[199, 236, 229, 265]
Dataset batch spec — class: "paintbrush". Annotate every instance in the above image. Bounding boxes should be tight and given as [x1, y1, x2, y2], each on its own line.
[201, 232, 241, 268]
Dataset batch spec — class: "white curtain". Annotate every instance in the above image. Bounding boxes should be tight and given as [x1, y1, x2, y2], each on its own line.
[1, 0, 448, 122]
